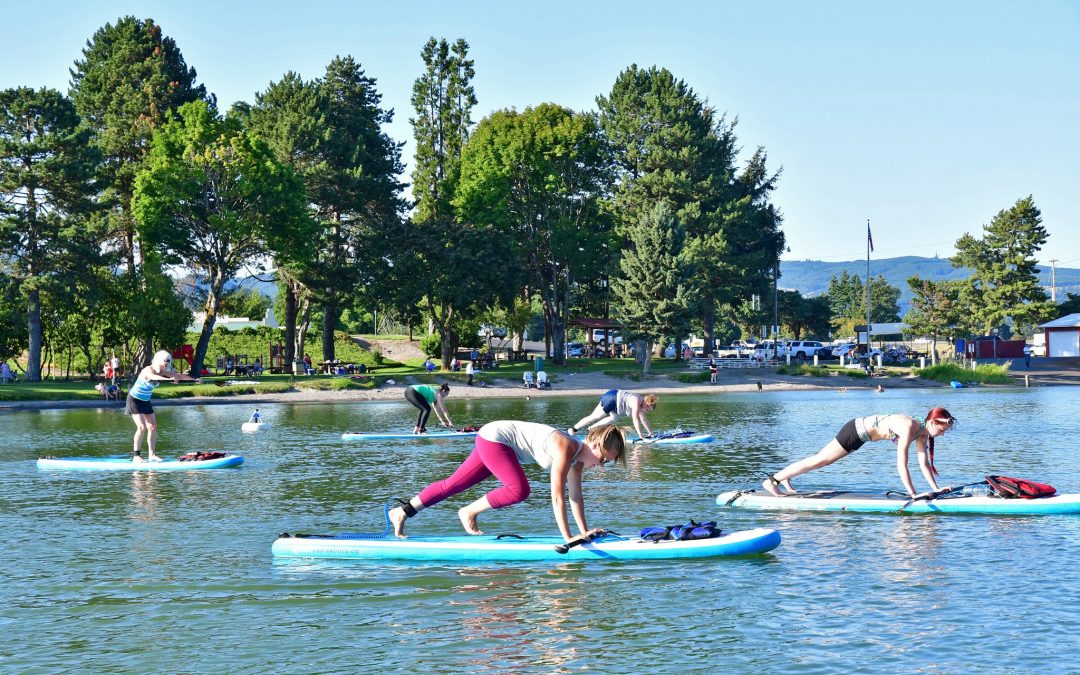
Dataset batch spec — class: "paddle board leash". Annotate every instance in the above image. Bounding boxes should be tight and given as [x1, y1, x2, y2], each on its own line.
[554, 530, 624, 554]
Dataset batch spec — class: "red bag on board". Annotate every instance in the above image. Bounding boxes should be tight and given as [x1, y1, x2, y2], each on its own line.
[985, 475, 1056, 499]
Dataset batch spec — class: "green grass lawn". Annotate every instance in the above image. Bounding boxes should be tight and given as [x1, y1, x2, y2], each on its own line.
[0, 356, 717, 403]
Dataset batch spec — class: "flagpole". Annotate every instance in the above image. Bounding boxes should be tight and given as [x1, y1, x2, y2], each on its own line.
[866, 219, 872, 356]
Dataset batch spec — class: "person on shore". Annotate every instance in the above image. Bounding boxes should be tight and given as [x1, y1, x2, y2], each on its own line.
[466, 360, 474, 386]
[388, 422, 626, 541]
[761, 407, 957, 498]
[110, 353, 121, 384]
[405, 383, 452, 434]
[127, 350, 200, 462]
[709, 357, 718, 384]
[1, 361, 12, 385]
[569, 389, 656, 440]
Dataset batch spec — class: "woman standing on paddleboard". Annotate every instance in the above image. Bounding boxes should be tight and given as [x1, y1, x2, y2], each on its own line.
[389, 422, 626, 543]
[762, 407, 957, 498]
[127, 350, 200, 462]
[569, 390, 656, 440]
[405, 383, 453, 434]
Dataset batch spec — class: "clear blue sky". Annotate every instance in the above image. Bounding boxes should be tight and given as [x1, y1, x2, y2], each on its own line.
[4, 0, 1078, 268]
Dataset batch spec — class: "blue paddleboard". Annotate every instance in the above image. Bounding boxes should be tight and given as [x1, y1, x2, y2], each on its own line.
[272, 528, 780, 561]
[716, 489, 1080, 515]
[37, 454, 244, 471]
[341, 430, 478, 441]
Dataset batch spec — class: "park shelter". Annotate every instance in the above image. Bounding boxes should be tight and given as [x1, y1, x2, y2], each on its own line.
[1039, 314, 1080, 358]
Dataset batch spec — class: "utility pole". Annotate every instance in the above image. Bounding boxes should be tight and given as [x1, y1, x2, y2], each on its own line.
[1049, 259, 1058, 303]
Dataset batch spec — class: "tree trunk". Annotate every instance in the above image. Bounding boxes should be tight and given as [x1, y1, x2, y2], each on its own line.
[192, 281, 224, 377]
[322, 301, 337, 362]
[26, 287, 43, 382]
[283, 281, 298, 366]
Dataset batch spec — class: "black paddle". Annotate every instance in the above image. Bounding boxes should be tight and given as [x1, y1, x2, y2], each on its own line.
[554, 529, 614, 554]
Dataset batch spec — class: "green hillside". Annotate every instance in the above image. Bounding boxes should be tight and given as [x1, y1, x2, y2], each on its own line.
[778, 256, 1079, 312]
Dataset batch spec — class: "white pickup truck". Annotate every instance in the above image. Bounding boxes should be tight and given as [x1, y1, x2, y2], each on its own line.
[713, 341, 758, 358]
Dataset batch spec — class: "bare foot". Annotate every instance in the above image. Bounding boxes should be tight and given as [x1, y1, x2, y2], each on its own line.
[780, 479, 797, 494]
[132, 455, 145, 463]
[458, 507, 483, 535]
[389, 507, 408, 538]
[762, 478, 782, 496]
[148, 454, 163, 463]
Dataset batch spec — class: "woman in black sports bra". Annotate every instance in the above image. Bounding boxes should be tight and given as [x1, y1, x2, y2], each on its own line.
[761, 407, 957, 498]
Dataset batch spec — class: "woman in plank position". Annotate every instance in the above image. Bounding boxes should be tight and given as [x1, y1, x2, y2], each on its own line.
[127, 350, 200, 462]
[569, 389, 656, 440]
[762, 407, 957, 498]
[389, 422, 626, 543]
[405, 383, 452, 434]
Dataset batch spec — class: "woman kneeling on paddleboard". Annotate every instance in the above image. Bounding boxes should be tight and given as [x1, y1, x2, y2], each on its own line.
[389, 422, 626, 542]
[127, 350, 200, 462]
[569, 389, 656, 440]
[762, 407, 957, 498]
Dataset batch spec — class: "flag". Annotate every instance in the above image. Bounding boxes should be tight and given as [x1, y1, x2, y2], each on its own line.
[867, 220, 874, 253]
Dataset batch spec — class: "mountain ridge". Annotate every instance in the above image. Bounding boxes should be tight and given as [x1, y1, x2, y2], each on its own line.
[779, 255, 1080, 312]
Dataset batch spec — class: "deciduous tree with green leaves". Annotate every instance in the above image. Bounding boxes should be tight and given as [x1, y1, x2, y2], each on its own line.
[950, 196, 1056, 337]
[0, 87, 99, 381]
[455, 103, 612, 364]
[904, 277, 962, 364]
[132, 100, 312, 376]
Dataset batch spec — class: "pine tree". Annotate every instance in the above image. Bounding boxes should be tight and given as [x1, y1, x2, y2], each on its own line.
[951, 196, 1056, 336]
[612, 203, 696, 373]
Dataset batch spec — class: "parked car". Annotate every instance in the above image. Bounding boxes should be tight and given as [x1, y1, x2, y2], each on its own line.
[663, 342, 690, 358]
[784, 340, 825, 360]
[815, 345, 838, 360]
[566, 342, 586, 358]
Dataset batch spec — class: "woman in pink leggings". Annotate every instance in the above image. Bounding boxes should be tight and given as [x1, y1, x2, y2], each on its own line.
[389, 421, 626, 543]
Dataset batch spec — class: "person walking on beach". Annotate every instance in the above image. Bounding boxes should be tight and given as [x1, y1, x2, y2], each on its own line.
[405, 383, 453, 434]
[761, 407, 957, 498]
[569, 389, 656, 440]
[388, 422, 626, 542]
[127, 350, 200, 462]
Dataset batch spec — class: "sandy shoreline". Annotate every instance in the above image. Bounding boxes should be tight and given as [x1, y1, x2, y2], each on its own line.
[1, 368, 941, 412]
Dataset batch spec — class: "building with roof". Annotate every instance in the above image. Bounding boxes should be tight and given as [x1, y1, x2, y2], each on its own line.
[1038, 313, 1080, 358]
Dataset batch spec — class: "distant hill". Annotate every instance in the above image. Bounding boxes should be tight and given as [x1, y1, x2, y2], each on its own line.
[779, 256, 1080, 313]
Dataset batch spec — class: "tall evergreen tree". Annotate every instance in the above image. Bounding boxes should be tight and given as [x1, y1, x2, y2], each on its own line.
[827, 271, 901, 337]
[612, 202, 695, 373]
[405, 37, 491, 365]
[242, 71, 326, 366]
[69, 16, 209, 368]
[597, 65, 784, 354]
[0, 87, 99, 381]
[951, 196, 1056, 336]
[306, 56, 405, 361]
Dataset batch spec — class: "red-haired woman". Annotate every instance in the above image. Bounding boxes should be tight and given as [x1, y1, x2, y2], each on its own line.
[762, 407, 957, 498]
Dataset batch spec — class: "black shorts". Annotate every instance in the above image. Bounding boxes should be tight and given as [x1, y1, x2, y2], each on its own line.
[126, 395, 154, 416]
[835, 418, 865, 453]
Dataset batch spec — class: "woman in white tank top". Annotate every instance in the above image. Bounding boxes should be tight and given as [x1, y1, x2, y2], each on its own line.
[389, 421, 627, 544]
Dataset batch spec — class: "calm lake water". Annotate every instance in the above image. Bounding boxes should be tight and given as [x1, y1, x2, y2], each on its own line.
[3, 386, 1079, 673]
